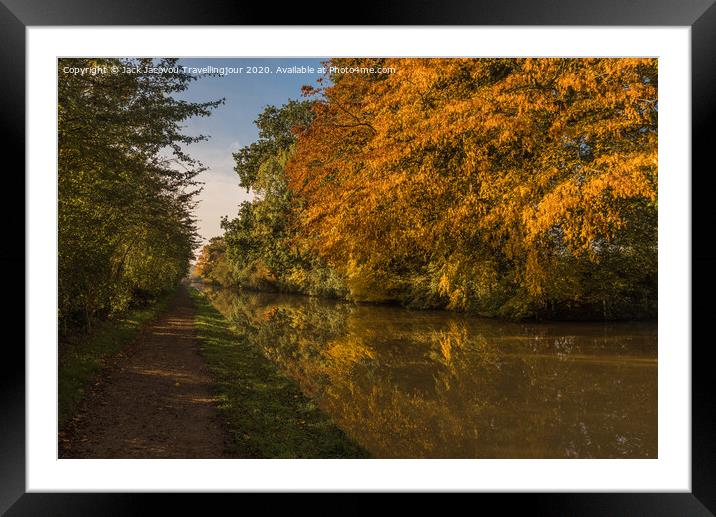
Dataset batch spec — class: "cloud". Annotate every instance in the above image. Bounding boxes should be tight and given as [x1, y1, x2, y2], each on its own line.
[194, 175, 254, 243]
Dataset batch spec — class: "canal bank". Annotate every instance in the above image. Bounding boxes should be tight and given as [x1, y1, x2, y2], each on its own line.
[189, 287, 369, 458]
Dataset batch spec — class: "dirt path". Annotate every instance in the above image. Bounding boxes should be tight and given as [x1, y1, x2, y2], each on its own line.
[59, 285, 229, 458]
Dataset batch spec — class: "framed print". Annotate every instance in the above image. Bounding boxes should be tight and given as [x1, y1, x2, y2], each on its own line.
[3, 0, 714, 513]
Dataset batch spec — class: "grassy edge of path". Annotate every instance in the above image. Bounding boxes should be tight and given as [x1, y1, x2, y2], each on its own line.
[58, 287, 179, 429]
[189, 287, 369, 458]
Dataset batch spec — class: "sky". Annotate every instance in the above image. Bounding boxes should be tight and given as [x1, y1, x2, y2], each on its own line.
[173, 58, 328, 245]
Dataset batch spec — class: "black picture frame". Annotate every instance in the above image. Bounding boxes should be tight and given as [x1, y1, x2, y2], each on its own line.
[2, 0, 713, 513]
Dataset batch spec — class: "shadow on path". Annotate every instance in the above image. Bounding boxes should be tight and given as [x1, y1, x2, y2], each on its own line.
[59, 285, 230, 458]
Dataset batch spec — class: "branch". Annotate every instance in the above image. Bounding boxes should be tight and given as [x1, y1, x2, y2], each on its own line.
[330, 98, 377, 134]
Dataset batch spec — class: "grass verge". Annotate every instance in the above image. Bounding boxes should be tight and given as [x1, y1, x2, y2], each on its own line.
[58, 288, 177, 429]
[189, 287, 369, 458]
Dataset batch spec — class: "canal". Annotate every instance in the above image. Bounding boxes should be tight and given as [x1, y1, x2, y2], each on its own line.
[201, 285, 657, 458]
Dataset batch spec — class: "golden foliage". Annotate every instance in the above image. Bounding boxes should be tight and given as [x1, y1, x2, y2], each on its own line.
[286, 58, 657, 313]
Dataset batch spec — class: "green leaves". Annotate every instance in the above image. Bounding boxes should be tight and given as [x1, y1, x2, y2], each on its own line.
[232, 100, 314, 190]
[59, 58, 220, 330]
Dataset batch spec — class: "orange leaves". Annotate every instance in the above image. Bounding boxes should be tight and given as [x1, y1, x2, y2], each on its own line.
[285, 57, 658, 308]
[526, 153, 656, 257]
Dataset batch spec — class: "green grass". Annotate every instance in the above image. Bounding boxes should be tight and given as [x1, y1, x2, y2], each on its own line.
[58, 288, 177, 429]
[189, 287, 369, 458]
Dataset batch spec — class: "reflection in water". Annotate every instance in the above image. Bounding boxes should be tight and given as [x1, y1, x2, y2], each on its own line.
[202, 285, 657, 458]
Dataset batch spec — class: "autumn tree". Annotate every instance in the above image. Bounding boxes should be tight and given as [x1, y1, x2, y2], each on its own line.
[194, 237, 237, 286]
[218, 100, 347, 298]
[286, 58, 657, 318]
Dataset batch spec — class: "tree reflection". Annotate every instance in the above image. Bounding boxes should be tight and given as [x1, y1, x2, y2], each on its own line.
[201, 286, 657, 458]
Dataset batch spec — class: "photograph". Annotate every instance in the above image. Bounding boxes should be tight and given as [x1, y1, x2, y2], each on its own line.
[56, 56, 659, 460]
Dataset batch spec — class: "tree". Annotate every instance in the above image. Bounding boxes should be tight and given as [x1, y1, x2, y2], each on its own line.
[217, 100, 347, 298]
[59, 57, 222, 330]
[286, 58, 657, 318]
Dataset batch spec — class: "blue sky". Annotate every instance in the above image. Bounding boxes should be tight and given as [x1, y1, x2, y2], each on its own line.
[174, 58, 328, 244]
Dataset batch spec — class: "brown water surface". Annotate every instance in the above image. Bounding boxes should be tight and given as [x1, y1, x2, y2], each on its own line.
[202, 286, 657, 458]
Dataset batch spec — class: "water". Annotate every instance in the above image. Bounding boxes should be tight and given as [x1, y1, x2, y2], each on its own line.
[202, 285, 658, 458]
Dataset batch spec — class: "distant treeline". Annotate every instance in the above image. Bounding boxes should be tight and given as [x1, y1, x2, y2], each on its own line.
[195, 58, 658, 320]
[59, 58, 221, 332]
